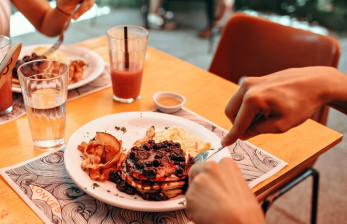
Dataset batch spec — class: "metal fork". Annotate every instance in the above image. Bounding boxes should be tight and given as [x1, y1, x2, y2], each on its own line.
[43, 4, 80, 56]
[192, 112, 265, 163]
[192, 146, 224, 163]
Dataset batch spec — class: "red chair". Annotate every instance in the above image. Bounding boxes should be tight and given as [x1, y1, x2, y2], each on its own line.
[209, 12, 340, 125]
[209, 12, 341, 224]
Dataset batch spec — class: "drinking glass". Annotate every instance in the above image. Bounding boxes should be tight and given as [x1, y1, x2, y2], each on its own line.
[0, 35, 12, 115]
[107, 25, 148, 103]
[18, 59, 69, 150]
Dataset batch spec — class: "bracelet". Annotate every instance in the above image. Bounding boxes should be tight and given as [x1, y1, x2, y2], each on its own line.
[56, 6, 71, 16]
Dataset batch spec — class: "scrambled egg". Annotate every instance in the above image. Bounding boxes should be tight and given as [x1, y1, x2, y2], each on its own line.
[154, 127, 211, 157]
[34, 46, 69, 64]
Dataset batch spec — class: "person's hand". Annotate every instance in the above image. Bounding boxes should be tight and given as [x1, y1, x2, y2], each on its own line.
[56, 0, 95, 20]
[221, 66, 343, 146]
[186, 158, 265, 224]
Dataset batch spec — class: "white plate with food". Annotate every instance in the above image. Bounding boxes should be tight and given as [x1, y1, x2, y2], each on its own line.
[64, 111, 224, 212]
[12, 44, 105, 93]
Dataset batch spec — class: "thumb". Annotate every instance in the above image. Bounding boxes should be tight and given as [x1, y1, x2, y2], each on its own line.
[73, 1, 94, 20]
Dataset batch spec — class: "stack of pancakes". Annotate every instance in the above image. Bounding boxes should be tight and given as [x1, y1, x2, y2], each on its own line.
[118, 140, 191, 201]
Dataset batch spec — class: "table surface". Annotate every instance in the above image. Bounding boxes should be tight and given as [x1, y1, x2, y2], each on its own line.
[0, 36, 343, 223]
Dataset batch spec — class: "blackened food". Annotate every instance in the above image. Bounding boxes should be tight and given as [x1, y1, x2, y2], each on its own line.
[109, 171, 137, 195]
[12, 53, 47, 78]
[126, 140, 187, 181]
[109, 140, 190, 201]
[142, 192, 168, 201]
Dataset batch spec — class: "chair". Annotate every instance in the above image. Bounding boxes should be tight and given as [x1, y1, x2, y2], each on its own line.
[209, 12, 340, 125]
[209, 12, 341, 224]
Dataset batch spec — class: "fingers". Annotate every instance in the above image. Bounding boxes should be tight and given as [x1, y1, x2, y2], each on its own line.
[189, 158, 239, 183]
[222, 101, 260, 146]
[188, 160, 217, 184]
[219, 158, 251, 191]
[219, 157, 239, 170]
[73, 0, 95, 20]
[224, 87, 245, 124]
[223, 78, 265, 146]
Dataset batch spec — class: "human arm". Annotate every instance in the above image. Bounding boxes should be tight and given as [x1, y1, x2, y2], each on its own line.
[186, 158, 266, 224]
[11, 0, 94, 37]
[221, 66, 347, 147]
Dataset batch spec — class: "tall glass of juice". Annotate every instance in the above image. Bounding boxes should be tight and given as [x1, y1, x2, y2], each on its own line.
[107, 25, 148, 103]
[0, 35, 12, 115]
[18, 59, 69, 150]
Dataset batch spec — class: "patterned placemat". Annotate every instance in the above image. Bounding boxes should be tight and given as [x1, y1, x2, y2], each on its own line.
[0, 107, 287, 224]
[0, 64, 111, 125]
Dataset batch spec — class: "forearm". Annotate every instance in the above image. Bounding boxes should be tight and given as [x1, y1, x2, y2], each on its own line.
[221, 66, 347, 146]
[12, 0, 70, 37]
[322, 67, 347, 114]
[39, 8, 70, 37]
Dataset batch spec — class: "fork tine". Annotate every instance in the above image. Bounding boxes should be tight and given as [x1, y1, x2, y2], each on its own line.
[193, 146, 224, 163]
[42, 4, 80, 56]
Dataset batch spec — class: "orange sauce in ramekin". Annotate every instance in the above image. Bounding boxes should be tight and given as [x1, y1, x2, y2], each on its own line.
[156, 96, 182, 107]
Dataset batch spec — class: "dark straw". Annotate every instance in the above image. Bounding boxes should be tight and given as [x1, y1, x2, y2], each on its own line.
[124, 26, 129, 69]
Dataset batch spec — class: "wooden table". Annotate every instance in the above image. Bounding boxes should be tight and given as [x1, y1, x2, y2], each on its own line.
[0, 36, 343, 223]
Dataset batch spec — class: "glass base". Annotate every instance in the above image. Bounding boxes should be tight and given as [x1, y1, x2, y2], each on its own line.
[0, 105, 13, 115]
[113, 95, 141, 103]
[33, 137, 65, 151]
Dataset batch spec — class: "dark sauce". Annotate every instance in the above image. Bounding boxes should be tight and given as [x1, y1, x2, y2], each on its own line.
[108, 171, 137, 195]
[109, 140, 190, 201]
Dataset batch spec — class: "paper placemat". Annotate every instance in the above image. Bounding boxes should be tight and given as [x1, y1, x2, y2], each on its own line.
[0, 64, 111, 125]
[0, 107, 287, 224]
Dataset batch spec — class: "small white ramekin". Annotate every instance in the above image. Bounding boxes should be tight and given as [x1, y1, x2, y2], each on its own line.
[153, 91, 185, 113]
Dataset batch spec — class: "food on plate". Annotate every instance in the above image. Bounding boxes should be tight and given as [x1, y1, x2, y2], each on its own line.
[33, 46, 69, 64]
[153, 126, 211, 157]
[12, 47, 87, 85]
[110, 139, 192, 200]
[133, 125, 155, 146]
[77, 132, 127, 181]
[68, 59, 87, 84]
[12, 53, 46, 84]
[77, 126, 211, 201]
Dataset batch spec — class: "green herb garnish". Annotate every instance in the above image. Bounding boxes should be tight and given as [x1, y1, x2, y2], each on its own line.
[92, 183, 100, 189]
[178, 200, 185, 206]
[115, 126, 127, 134]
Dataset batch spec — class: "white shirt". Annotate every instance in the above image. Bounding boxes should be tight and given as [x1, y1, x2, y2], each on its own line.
[0, 0, 11, 36]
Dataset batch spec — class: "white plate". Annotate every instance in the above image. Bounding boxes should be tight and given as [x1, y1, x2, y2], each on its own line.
[12, 44, 105, 93]
[64, 112, 221, 212]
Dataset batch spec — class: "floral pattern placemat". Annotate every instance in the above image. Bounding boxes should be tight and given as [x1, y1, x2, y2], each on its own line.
[0, 107, 286, 224]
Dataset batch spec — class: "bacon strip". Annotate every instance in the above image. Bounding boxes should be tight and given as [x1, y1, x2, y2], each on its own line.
[133, 126, 155, 146]
[78, 132, 123, 181]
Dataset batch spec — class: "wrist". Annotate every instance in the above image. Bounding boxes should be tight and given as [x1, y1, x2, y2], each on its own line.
[324, 67, 347, 112]
[55, 6, 71, 16]
[320, 67, 347, 104]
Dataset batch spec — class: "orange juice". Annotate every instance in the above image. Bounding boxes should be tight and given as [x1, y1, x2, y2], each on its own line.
[0, 75, 13, 114]
[111, 68, 143, 100]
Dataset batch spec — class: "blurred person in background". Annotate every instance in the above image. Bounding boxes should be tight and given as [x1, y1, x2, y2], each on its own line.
[147, 0, 234, 35]
[0, 0, 95, 37]
[186, 66, 347, 224]
[199, 0, 234, 38]
[148, 0, 176, 30]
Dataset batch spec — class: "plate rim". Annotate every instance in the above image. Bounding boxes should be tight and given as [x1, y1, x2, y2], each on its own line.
[64, 111, 221, 212]
[12, 44, 105, 93]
